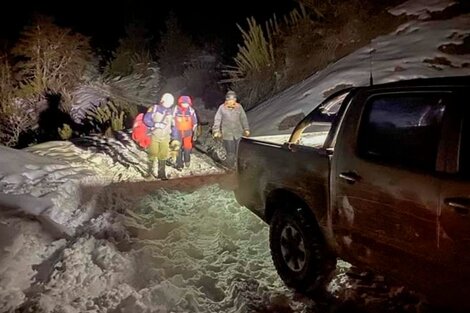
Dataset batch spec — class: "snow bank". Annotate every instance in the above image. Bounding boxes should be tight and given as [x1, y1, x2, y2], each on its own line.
[0, 145, 97, 236]
[249, 11, 470, 136]
[0, 136, 228, 312]
[0, 216, 65, 312]
[390, 0, 456, 19]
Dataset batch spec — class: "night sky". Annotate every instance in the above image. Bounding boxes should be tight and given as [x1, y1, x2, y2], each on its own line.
[1, 0, 297, 56]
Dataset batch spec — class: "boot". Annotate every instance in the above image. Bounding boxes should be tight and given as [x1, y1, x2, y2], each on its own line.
[184, 152, 191, 168]
[175, 152, 184, 171]
[144, 160, 154, 178]
[157, 160, 168, 180]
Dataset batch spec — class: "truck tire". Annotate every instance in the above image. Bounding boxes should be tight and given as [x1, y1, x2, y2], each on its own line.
[269, 208, 336, 294]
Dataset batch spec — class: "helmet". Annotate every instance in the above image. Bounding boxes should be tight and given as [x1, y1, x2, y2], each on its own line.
[160, 93, 174, 108]
[225, 90, 237, 100]
[178, 95, 192, 108]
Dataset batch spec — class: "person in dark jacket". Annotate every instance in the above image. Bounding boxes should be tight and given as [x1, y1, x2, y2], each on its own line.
[212, 90, 250, 167]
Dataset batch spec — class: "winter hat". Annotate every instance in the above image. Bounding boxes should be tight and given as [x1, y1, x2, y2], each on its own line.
[178, 95, 192, 108]
[160, 93, 175, 108]
[225, 90, 237, 100]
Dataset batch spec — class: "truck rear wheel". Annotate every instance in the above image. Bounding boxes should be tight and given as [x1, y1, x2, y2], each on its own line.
[269, 208, 336, 294]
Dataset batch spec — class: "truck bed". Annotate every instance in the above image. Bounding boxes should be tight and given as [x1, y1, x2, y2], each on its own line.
[235, 136, 331, 223]
[251, 131, 329, 148]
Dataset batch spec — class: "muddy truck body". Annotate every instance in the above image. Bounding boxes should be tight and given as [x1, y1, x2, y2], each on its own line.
[235, 76, 470, 311]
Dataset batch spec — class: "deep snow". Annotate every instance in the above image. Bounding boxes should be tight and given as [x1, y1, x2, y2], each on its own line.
[248, 0, 470, 136]
[1, 0, 468, 311]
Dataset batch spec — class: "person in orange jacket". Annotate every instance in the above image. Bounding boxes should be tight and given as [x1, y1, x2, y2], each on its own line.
[172, 95, 198, 170]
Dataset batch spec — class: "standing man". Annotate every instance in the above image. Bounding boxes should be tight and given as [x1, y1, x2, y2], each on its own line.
[143, 93, 175, 180]
[172, 95, 198, 170]
[212, 90, 250, 167]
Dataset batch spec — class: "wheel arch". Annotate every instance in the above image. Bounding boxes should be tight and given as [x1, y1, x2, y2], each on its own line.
[265, 188, 316, 225]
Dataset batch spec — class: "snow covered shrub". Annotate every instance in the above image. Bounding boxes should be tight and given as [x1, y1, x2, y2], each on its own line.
[71, 61, 159, 127]
[70, 82, 109, 124]
[107, 62, 160, 107]
[85, 100, 126, 134]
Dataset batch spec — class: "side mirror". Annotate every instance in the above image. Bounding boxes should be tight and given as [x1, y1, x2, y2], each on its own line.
[285, 142, 298, 152]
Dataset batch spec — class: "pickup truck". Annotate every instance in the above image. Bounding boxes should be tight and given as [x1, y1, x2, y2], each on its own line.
[235, 75, 470, 311]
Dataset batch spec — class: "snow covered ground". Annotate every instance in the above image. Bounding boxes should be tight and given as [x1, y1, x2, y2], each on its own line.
[248, 0, 470, 136]
[0, 135, 426, 313]
[0, 137, 303, 313]
[2, 0, 467, 311]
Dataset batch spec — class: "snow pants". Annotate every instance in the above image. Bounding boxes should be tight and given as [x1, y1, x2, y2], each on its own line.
[223, 138, 240, 166]
[148, 136, 169, 161]
[176, 137, 192, 168]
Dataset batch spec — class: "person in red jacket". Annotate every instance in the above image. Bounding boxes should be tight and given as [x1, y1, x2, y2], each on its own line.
[172, 95, 198, 170]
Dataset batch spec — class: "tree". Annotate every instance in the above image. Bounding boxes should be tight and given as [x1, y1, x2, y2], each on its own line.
[156, 12, 196, 77]
[105, 21, 152, 77]
[0, 55, 36, 147]
[12, 15, 93, 96]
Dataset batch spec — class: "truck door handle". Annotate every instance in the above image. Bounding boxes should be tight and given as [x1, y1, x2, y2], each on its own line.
[444, 198, 470, 216]
[339, 172, 360, 184]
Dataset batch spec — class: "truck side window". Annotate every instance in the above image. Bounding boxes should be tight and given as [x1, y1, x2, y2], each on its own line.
[290, 92, 348, 146]
[358, 94, 446, 171]
[460, 112, 470, 175]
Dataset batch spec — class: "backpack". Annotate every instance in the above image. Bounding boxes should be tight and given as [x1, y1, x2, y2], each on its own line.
[131, 113, 151, 148]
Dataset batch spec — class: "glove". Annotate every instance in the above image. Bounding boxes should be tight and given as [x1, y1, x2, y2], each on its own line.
[243, 130, 250, 137]
[213, 131, 222, 139]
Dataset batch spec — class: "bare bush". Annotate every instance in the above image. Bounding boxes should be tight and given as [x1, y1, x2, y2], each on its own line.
[0, 56, 38, 147]
[12, 15, 94, 97]
[0, 99, 38, 147]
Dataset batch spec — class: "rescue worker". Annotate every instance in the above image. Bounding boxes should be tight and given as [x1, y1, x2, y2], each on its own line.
[172, 95, 198, 170]
[212, 90, 250, 167]
[143, 93, 175, 180]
